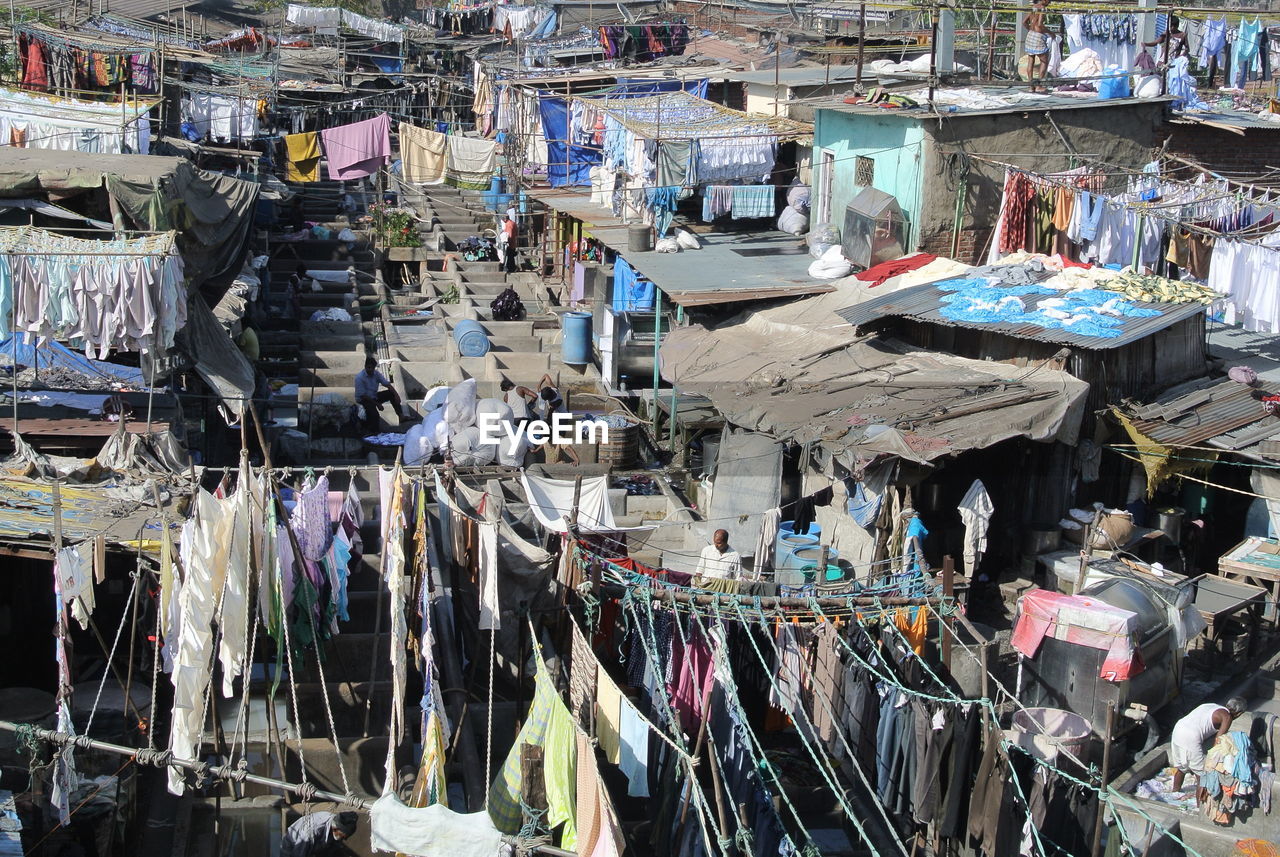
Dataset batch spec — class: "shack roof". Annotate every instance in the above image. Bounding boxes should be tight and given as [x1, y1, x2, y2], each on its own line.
[576, 90, 813, 141]
[661, 280, 1089, 466]
[1169, 110, 1280, 134]
[836, 279, 1208, 350]
[815, 85, 1171, 120]
[1118, 325, 1280, 458]
[526, 186, 833, 307]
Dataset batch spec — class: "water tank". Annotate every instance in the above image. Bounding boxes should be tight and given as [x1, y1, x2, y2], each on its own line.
[628, 223, 653, 253]
[452, 319, 490, 357]
[561, 311, 593, 365]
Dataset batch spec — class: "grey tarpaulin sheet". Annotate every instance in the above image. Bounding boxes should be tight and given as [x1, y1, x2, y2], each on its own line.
[0, 148, 259, 292]
[660, 292, 1089, 468]
[706, 428, 782, 562]
[177, 293, 254, 415]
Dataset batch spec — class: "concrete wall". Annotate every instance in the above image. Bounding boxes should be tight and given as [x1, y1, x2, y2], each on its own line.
[919, 100, 1168, 262]
[811, 109, 927, 245]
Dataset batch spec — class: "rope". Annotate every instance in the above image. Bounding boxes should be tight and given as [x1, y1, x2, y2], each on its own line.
[148, 571, 162, 750]
[301, 542, 352, 796]
[14, 723, 47, 791]
[619, 597, 725, 855]
[483, 625, 496, 809]
[722, 600, 885, 855]
[83, 568, 140, 738]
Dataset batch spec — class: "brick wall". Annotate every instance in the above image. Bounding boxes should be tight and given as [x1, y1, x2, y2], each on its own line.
[1163, 122, 1280, 174]
[918, 225, 989, 265]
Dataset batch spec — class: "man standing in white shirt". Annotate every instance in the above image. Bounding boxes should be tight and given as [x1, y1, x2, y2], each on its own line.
[695, 529, 741, 580]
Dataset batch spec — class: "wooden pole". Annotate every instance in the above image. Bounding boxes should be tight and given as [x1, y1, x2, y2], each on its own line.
[519, 743, 547, 828]
[1090, 703, 1116, 857]
[855, 3, 866, 87]
[941, 555, 954, 669]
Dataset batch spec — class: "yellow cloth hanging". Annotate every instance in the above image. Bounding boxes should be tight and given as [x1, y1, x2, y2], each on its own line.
[284, 132, 321, 182]
[595, 664, 623, 765]
[399, 121, 448, 185]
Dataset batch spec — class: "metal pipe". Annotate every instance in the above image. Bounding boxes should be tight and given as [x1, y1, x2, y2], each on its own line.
[0, 720, 578, 857]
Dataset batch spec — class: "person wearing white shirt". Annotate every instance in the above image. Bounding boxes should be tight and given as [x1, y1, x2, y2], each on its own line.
[695, 529, 741, 580]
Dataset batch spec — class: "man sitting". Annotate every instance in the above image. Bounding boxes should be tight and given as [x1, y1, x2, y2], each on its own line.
[354, 356, 406, 432]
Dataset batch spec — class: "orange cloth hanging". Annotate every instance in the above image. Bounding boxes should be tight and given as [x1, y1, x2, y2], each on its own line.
[895, 606, 927, 655]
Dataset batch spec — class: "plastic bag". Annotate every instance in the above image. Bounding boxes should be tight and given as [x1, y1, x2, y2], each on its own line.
[496, 429, 529, 467]
[808, 245, 852, 280]
[475, 397, 514, 427]
[445, 378, 478, 432]
[674, 228, 701, 250]
[777, 205, 809, 236]
[449, 425, 496, 466]
[786, 185, 811, 212]
[655, 237, 680, 253]
[420, 385, 450, 415]
[404, 422, 434, 466]
[424, 407, 450, 448]
[807, 223, 841, 259]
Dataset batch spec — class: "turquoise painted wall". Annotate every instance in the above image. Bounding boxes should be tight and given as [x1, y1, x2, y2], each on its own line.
[812, 110, 926, 248]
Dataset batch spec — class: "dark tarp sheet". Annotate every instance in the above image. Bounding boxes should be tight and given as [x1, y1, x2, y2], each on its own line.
[0, 148, 259, 292]
[176, 293, 255, 416]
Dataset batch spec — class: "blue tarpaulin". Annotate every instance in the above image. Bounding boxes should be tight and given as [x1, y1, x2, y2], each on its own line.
[541, 78, 708, 187]
[0, 336, 145, 386]
[612, 257, 655, 312]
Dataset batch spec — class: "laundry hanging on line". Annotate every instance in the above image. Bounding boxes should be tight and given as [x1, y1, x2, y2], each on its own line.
[0, 227, 186, 357]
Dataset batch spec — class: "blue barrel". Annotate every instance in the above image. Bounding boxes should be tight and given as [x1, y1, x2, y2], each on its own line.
[561, 311, 592, 365]
[788, 545, 838, 574]
[453, 319, 490, 357]
[781, 520, 822, 540]
[775, 532, 817, 571]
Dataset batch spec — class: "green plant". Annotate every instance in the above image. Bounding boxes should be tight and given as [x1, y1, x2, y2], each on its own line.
[368, 202, 422, 248]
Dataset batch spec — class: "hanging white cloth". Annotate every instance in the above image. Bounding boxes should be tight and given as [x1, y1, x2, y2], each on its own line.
[752, 507, 782, 578]
[478, 521, 501, 630]
[957, 479, 995, 576]
[520, 472, 617, 533]
[216, 458, 253, 698]
[369, 792, 506, 855]
[56, 545, 94, 630]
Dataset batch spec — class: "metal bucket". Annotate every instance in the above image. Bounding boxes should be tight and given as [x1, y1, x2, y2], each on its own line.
[1156, 506, 1185, 543]
[1011, 707, 1092, 764]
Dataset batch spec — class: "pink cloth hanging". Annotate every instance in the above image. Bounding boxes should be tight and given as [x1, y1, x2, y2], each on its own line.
[320, 113, 392, 180]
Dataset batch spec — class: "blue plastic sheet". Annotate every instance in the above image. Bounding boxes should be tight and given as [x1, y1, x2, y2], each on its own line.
[934, 277, 1162, 338]
[0, 335, 145, 385]
[612, 257, 655, 312]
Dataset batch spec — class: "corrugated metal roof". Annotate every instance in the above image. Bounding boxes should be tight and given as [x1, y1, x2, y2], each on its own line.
[1124, 377, 1279, 447]
[1172, 111, 1280, 133]
[835, 280, 1207, 350]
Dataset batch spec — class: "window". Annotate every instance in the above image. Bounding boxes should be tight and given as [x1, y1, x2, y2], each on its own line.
[854, 156, 875, 187]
